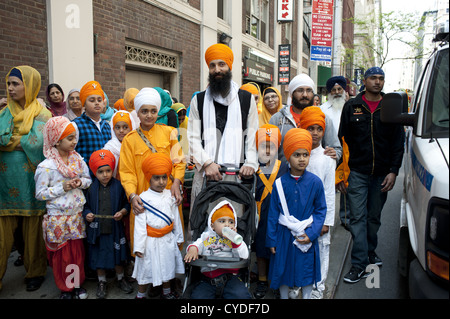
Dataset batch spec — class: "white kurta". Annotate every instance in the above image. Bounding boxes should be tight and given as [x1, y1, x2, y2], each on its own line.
[132, 188, 184, 286]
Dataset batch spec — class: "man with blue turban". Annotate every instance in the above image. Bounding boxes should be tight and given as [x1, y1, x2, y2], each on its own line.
[338, 66, 405, 284]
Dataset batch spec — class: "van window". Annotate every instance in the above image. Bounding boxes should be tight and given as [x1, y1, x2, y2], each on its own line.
[424, 48, 449, 138]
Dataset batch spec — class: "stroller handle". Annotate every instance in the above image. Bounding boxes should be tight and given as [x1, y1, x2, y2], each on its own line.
[202, 165, 256, 195]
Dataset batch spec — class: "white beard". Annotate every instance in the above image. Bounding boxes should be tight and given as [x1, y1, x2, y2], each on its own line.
[328, 93, 346, 111]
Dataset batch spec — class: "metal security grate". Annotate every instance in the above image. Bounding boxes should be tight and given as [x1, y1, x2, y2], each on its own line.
[125, 45, 177, 70]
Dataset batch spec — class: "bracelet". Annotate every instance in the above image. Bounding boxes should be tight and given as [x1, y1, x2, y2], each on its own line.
[203, 161, 214, 170]
[129, 194, 137, 201]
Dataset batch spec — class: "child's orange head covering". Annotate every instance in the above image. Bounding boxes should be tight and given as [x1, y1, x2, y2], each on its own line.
[123, 88, 139, 111]
[58, 123, 75, 141]
[256, 124, 281, 149]
[141, 153, 173, 181]
[211, 203, 235, 223]
[205, 43, 234, 70]
[283, 128, 312, 160]
[299, 106, 326, 131]
[240, 83, 259, 95]
[89, 149, 116, 176]
[112, 111, 132, 129]
[114, 98, 126, 111]
[79, 80, 104, 106]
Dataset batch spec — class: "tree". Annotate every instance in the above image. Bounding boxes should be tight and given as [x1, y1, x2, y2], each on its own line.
[346, 11, 428, 71]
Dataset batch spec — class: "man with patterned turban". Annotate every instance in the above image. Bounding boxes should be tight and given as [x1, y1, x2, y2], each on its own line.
[187, 43, 258, 238]
[339, 66, 405, 283]
[269, 73, 342, 163]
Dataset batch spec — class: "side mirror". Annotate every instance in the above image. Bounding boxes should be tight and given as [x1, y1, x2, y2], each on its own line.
[380, 92, 415, 126]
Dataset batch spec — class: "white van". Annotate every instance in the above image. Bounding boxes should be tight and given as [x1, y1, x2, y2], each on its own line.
[381, 30, 449, 298]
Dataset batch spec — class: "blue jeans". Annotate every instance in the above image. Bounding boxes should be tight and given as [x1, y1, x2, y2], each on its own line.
[347, 171, 388, 270]
[191, 274, 251, 299]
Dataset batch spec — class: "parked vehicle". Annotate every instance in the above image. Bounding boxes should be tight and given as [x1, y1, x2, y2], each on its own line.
[380, 28, 449, 299]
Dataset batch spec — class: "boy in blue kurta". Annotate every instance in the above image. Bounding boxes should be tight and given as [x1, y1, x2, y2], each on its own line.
[266, 128, 327, 299]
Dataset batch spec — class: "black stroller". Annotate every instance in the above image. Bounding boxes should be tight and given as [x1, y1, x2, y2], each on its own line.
[182, 167, 257, 298]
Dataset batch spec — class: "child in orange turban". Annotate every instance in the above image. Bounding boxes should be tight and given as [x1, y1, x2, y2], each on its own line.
[84, 148, 132, 298]
[299, 107, 336, 300]
[254, 124, 289, 298]
[133, 152, 184, 299]
[283, 128, 312, 162]
[299, 106, 326, 149]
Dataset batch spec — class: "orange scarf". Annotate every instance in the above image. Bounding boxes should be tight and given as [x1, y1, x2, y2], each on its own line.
[146, 222, 174, 238]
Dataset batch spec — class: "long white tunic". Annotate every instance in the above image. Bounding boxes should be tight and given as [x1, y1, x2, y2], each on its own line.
[132, 188, 184, 286]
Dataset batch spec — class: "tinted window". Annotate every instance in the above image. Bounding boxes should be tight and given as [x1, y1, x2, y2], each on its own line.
[424, 47, 449, 137]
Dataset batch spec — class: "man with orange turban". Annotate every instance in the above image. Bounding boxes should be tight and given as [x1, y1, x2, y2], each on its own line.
[299, 106, 336, 299]
[133, 152, 184, 299]
[188, 43, 258, 238]
[266, 126, 327, 299]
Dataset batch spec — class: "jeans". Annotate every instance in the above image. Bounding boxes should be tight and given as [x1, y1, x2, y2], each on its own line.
[191, 274, 251, 299]
[347, 171, 388, 270]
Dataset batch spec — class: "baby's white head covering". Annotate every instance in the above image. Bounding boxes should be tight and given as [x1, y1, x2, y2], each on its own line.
[134, 87, 162, 113]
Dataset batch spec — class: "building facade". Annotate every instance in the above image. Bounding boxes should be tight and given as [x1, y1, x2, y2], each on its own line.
[1, 0, 356, 106]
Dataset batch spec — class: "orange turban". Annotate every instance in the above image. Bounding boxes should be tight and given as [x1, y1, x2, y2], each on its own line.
[112, 111, 132, 129]
[240, 83, 259, 95]
[283, 128, 312, 160]
[142, 152, 173, 181]
[256, 124, 281, 149]
[211, 204, 235, 223]
[123, 88, 139, 111]
[205, 43, 234, 70]
[299, 106, 326, 131]
[59, 123, 75, 141]
[114, 98, 126, 111]
[89, 149, 116, 176]
[80, 81, 104, 107]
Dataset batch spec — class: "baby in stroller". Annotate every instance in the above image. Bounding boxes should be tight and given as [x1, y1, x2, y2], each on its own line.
[184, 200, 252, 299]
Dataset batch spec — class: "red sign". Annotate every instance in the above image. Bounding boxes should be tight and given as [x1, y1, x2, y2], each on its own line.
[311, 0, 334, 47]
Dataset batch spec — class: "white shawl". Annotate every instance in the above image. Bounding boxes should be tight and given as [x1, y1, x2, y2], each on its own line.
[276, 178, 313, 252]
[203, 81, 242, 169]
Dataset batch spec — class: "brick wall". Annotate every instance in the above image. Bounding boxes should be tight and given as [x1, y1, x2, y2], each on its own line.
[92, 0, 201, 106]
[0, 0, 48, 99]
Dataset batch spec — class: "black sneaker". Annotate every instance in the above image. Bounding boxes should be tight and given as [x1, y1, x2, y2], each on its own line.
[96, 281, 107, 299]
[343, 266, 368, 283]
[117, 278, 134, 294]
[253, 281, 268, 299]
[369, 252, 383, 266]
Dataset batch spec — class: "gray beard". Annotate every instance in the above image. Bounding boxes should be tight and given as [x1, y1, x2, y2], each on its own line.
[328, 93, 346, 111]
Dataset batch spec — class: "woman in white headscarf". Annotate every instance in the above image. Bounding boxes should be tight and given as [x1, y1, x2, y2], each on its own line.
[64, 89, 84, 121]
[118, 88, 186, 253]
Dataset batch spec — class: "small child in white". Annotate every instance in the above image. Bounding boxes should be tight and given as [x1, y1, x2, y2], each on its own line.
[184, 200, 251, 299]
[132, 152, 184, 299]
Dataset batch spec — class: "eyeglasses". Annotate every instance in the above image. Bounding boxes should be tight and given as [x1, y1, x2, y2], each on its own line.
[264, 94, 278, 101]
[294, 88, 313, 94]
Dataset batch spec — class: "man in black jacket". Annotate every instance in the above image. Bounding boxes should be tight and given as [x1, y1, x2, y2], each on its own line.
[338, 67, 405, 283]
